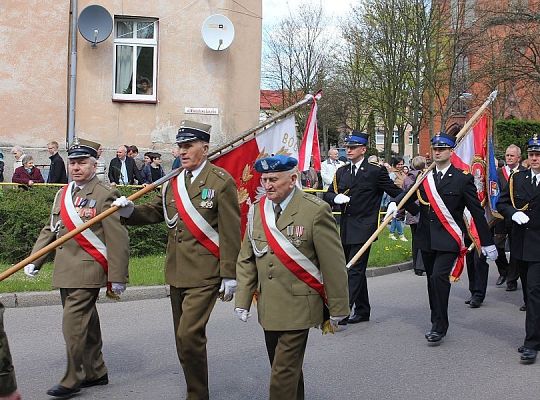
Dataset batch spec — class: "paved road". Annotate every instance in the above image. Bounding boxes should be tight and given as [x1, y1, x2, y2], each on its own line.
[5, 267, 540, 400]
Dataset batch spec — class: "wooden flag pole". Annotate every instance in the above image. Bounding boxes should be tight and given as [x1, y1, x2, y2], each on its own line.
[345, 90, 498, 269]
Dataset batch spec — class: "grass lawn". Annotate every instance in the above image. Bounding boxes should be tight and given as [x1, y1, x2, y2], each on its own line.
[0, 226, 412, 293]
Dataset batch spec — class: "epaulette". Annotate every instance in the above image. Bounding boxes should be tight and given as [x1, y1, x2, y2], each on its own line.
[369, 161, 381, 168]
[210, 166, 228, 181]
[462, 170, 470, 175]
[303, 192, 324, 205]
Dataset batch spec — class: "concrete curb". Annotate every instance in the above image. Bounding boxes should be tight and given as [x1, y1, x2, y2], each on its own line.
[1, 262, 413, 308]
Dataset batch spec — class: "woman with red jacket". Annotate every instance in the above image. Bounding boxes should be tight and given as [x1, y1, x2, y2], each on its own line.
[12, 154, 44, 186]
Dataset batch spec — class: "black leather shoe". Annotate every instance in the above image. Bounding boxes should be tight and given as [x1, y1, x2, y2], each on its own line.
[425, 331, 445, 345]
[348, 315, 369, 324]
[520, 304, 527, 312]
[469, 299, 482, 308]
[520, 348, 537, 364]
[496, 275, 507, 286]
[518, 346, 525, 353]
[506, 282, 518, 291]
[414, 269, 424, 276]
[81, 373, 108, 388]
[464, 298, 472, 305]
[46, 384, 80, 398]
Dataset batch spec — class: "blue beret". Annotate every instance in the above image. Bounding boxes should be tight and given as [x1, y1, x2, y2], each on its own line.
[431, 132, 456, 148]
[344, 131, 368, 146]
[527, 135, 540, 152]
[254, 155, 298, 173]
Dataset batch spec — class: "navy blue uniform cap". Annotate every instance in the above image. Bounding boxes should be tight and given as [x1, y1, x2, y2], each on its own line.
[344, 131, 368, 146]
[431, 132, 456, 148]
[527, 134, 540, 152]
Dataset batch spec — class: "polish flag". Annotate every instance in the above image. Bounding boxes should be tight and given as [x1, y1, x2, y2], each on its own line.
[298, 91, 322, 172]
[213, 115, 298, 234]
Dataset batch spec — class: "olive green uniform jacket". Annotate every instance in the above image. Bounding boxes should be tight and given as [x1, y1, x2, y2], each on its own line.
[0, 302, 17, 396]
[126, 162, 241, 287]
[31, 176, 129, 287]
[236, 189, 350, 331]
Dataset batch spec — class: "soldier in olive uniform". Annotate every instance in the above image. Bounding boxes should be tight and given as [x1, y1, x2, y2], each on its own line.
[114, 121, 241, 400]
[24, 139, 129, 398]
[235, 155, 349, 400]
[0, 302, 21, 400]
[497, 135, 540, 364]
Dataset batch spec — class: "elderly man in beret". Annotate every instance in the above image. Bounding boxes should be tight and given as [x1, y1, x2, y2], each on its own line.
[24, 138, 129, 398]
[415, 132, 496, 345]
[114, 120, 241, 399]
[497, 134, 540, 364]
[235, 154, 349, 400]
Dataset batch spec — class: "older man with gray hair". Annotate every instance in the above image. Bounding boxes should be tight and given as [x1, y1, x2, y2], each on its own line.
[320, 148, 344, 189]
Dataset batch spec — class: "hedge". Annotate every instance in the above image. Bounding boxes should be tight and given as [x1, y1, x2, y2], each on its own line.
[495, 119, 540, 156]
[0, 185, 167, 264]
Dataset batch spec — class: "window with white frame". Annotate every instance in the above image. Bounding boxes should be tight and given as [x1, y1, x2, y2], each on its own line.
[392, 131, 399, 144]
[408, 132, 414, 145]
[113, 18, 158, 101]
[375, 130, 384, 145]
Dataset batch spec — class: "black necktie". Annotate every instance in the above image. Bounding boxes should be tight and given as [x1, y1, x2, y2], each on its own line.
[533, 175, 538, 189]
[274, 204, 282, 223]
[72, 186, 81, 200]
[435, 171, 443, 185]
[352, 165, 356, 176]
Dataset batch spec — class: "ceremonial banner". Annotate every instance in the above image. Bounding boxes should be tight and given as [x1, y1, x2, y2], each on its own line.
[298, 91, 322, 172]
[213, 115, 298, 233]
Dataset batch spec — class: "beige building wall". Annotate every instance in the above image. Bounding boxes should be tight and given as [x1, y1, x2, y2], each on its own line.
[1, 0, 262, 177]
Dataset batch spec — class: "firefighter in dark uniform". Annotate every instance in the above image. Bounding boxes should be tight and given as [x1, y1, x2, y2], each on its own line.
[497, 135, 540, 364]
[324, 132, 409, 324]
[0, 302, 21, 400]
[415, 132, 496, 345]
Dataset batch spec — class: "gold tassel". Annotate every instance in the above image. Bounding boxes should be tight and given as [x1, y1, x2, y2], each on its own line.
[106, 290, 121, 300]
[321, 319, 335, 335]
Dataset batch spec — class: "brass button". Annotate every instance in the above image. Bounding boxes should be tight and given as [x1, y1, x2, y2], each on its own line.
[269, 263, 273, 267]
[268, 275, 273, 279]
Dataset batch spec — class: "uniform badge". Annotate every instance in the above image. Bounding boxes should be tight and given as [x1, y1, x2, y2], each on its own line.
[200, 188, 215, 208]
[286, 225, 304, 247]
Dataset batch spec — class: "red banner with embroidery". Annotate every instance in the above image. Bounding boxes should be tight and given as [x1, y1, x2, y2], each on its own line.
[422, 175, 467, 281]
[259, 196, 327, 302]
[171, 174, 220, 258]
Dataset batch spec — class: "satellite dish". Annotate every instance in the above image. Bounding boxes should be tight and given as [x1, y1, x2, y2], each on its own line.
[78, 5, 113, 47]
[201, 14, 235, 51]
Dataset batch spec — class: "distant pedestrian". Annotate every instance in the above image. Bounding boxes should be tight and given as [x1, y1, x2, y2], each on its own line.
[141, 152, 165, 184]
[46, 141, 68, 184]
[0, 151, 5, 182]
[10, 146, 25, 172]
[108, 145, 142, 185]
[12, 155, 44, 186]
[320, 148, 345, 189]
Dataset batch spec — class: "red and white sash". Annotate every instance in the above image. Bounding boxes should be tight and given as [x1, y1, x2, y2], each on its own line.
[170, 171, 220, 258]
[259, 196, 327, 302]
[502, 166, 510, 182]
[59, 182, 108, 272]
[422, 173, 467, 281]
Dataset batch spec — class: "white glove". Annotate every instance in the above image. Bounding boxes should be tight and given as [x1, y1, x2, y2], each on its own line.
[235, 307, 250, 322]
[334, 193, 351, 205]
[511, 211, 529, 225]
[111, 282, 126, 295]
[219, 278, 237, 302]
[385, 201, 398, 220]
[112, 196, 134, 218]
[481, 245, 498, 261]
[24, 263, 38, 277]
[329, 315, 348, 331]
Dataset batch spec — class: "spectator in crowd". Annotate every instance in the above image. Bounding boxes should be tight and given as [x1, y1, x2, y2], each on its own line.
[108, 145, 142, 185]
[127, 145, 145, 172]
[46, 141, 68, 184]
[172, 146, 181, 170]
[0, 151, 4, 182]
[143, 152, 153, 167]
[136, 77, 153, 95]
[12, 155, 44, 186]
[10, 146, 25, 172]
[321, 148, 345, 189]
[388, 157, 407, 241]
[300, 157, 320, 189]
[141, 152, 165, 184]
[403, 156, 426, 275]
[95, 145, 106, 182]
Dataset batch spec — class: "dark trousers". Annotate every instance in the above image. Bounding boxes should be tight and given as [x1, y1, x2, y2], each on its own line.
[343, 243, 372, 318]
[466, 250, 489, 301]
[170, 284, 220, 400]
[60, 288, 106, 389]
[495, 234, 520, 285]
[516, 260, 540, 350]
[421, 250, 458, 334]
[410, 224, 424, 272]
[264, 329, 309, 400]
